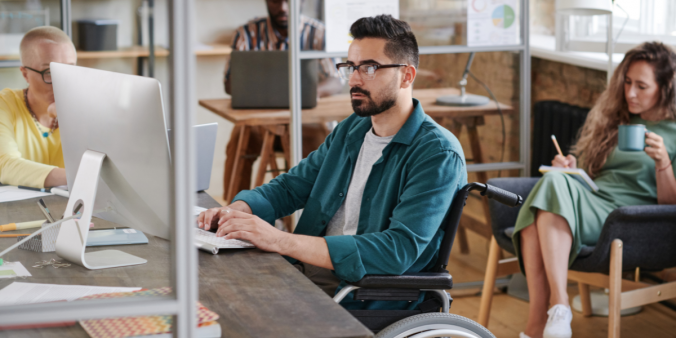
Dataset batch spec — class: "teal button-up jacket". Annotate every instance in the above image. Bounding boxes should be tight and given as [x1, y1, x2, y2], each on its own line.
[233, 99, 467, 309]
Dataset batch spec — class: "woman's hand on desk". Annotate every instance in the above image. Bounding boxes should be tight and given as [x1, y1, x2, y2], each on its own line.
[645, 132, 670, 169]
[552, 154, 577, 169]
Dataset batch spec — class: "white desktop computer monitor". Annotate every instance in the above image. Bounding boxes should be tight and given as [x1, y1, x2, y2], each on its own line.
[51, 63, 173, 269]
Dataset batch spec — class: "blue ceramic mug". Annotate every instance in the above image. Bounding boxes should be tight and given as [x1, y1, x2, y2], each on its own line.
[618, 124, 646, 152]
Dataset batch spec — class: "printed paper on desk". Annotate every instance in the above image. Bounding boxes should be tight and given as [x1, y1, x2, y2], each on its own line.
[0, 262, 31, 279]
[0, 186, 51, 203]
[324, 0, 399, 52]
[0, 282, 141, 307]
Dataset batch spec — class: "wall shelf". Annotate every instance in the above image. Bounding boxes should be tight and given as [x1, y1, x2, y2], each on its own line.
[77, 46, 169, 59]
[0, 44, 231, 63]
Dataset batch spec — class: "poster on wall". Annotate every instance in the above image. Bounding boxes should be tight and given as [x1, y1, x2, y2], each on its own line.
[324, 0, 399, 52]
[467, 0, 519, 46]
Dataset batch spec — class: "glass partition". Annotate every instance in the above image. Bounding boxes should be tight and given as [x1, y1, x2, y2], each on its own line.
[0, 0, 63, 62]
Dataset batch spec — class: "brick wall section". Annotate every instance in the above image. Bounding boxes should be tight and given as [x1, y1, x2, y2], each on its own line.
[532, 57, 607, 109]
[415, 52, 521, 180]
[414, 54, 607, 180]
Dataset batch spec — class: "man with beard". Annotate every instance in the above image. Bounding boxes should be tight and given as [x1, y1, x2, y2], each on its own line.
[222, 0, 342, 197]
[200, 15, 466, 310]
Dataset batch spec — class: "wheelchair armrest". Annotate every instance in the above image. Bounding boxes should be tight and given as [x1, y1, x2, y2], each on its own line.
[350, 272, 453, 290]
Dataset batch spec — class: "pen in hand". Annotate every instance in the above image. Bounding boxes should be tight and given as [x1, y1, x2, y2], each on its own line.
[551, 135, 568, 168]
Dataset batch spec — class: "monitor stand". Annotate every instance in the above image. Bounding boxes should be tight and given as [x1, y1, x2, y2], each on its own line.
[55, 150, 147, 269]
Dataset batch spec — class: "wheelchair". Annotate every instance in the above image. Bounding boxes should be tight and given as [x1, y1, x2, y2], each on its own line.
[333, 182, 523, 338]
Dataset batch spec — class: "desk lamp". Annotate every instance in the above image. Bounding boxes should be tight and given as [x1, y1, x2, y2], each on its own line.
[435, 52, 489, 107]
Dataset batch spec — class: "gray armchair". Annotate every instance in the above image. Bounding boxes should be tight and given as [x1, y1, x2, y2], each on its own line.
[478, 177, 676, 338]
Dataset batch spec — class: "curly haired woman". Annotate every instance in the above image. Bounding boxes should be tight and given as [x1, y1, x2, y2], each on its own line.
[515, 42, 676, 338]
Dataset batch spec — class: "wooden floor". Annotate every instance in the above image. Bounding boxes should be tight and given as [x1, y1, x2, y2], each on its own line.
[209, 193, 676, 337]
[445, 198, 676, 338]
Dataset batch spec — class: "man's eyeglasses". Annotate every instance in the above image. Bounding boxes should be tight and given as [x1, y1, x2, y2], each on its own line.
[23, 66, 52, 84]
[336, 63, 407, 81]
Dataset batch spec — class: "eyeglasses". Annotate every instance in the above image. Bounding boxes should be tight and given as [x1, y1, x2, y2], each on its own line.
[23, 66, 52, 84]
[336, 63, 407, 81]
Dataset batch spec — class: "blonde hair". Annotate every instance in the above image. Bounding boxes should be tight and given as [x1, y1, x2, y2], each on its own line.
[571, 42, 676, 177]
[19, 26, 75, 65]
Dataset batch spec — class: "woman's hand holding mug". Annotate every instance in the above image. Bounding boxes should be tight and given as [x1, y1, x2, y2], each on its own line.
[644, 131, 670, 169]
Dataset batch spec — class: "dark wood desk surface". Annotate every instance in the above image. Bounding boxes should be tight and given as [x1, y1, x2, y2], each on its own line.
[0, 193, 371, 338]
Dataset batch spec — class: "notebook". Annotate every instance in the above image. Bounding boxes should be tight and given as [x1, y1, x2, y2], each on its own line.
[538, 165, 599, 192]
[78, 287, 221, 338]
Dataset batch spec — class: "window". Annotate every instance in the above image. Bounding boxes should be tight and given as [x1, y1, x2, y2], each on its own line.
[556, 0, 676, 54]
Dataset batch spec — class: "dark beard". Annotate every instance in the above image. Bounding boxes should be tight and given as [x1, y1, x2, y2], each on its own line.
[351, 87, 397, 117]
[267, 9, 288, 30]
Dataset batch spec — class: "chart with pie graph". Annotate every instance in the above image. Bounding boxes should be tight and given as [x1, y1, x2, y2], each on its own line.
[492, 4, 515, 29]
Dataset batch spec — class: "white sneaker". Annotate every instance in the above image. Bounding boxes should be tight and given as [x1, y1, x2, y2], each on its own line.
[519, 333, 532, 338]
[543, 304, 573, 338]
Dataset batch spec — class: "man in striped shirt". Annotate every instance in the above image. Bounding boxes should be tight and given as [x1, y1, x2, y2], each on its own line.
[222, 0, 342, 199]
[224, 0, 342, 96]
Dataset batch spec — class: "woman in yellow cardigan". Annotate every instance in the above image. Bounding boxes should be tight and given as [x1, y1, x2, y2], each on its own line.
[0, 26, 76, 188]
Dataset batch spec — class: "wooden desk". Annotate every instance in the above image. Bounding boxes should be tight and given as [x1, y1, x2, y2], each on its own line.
[200, 88, 513, 249]
[200, 93, 354, 202]
[0, 194, 372, 338]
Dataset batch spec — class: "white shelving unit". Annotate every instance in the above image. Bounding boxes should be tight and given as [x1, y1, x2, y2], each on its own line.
[288, 0, 531, 176]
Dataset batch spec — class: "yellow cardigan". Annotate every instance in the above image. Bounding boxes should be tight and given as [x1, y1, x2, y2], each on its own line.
[0, 88, 64, 188]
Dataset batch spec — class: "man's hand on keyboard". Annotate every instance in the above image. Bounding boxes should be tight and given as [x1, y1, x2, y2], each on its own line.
[197, 201, 253, 231]
[214, 209, 290, 254]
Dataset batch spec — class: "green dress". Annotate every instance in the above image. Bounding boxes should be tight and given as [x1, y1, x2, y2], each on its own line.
[512, 115, 676, 272]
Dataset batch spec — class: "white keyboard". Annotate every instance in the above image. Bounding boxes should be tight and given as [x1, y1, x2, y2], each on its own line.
[194, 228, 255, 249]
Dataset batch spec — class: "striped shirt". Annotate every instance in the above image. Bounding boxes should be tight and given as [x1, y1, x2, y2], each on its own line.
[224, 15, 338, 83]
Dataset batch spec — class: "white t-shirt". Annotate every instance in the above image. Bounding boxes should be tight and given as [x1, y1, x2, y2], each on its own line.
[325, 128, 394, 236]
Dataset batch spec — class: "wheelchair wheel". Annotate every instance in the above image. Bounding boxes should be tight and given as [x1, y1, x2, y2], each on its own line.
[374, 313, 495, 338]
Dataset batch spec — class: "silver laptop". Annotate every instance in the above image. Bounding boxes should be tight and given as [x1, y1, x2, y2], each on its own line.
[167, 123, 218, 192]
[230, 50, 319, 109]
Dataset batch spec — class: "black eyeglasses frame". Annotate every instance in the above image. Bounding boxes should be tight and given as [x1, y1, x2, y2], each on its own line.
[23, 66, 52, 84]
[335, 62, 408, 80]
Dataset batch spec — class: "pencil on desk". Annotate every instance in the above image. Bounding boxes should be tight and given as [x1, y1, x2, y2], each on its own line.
[551, 135, 568, 168]
[0, 220, 46, 232]
[0, 234, 31, 238]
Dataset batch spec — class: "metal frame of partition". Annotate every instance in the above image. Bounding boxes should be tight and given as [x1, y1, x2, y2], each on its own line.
[0, 0, 528, 334]
[0, 0, 197, 336]
[60, 0, 72, 37]
[290, 0, 531, 178]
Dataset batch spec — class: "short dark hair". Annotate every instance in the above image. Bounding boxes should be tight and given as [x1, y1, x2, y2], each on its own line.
[349, 15, 419, 68]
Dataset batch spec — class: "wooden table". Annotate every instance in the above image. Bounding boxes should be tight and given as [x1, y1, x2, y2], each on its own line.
[0, 194, 372, 338]
[200, 93, 354, 202]
[200, 88, 513, 250]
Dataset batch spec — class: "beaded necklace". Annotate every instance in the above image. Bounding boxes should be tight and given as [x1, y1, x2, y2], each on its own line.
[24, 88, 58, 138]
